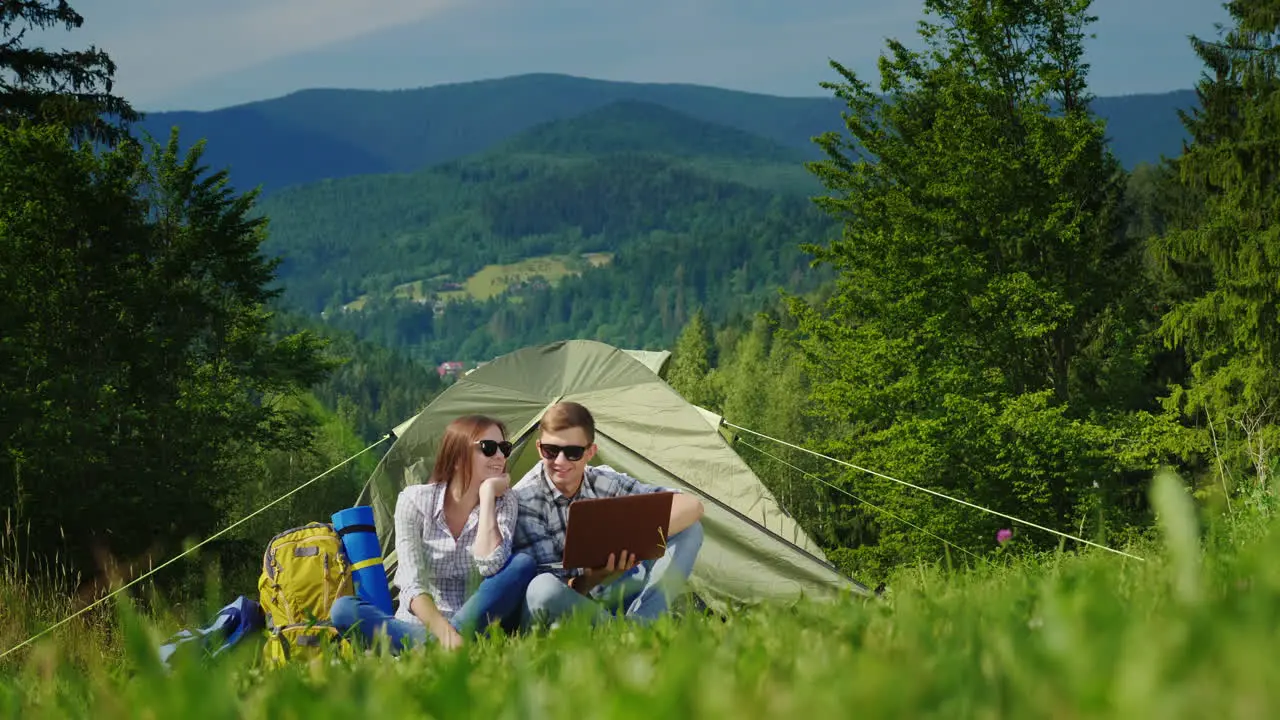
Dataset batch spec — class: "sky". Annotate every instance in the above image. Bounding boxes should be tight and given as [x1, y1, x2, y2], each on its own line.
[53, 0, 1230, 112]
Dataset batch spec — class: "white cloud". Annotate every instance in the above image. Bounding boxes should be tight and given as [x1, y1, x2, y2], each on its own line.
[64, 0, 458, 105]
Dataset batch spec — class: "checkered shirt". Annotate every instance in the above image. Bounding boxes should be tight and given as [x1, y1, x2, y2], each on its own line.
[511, 462, 673, 578]
[391, 481, 516, 623]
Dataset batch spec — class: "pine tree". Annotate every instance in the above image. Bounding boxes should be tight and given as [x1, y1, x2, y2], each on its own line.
[666, 309, 717, 409]
[789, 0, 1166, 573]
[1152, 0, 1280, 496]
[0, 127, 333, 578]
[0, 0, 138, 144]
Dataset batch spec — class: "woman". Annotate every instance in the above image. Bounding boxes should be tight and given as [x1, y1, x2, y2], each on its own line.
[331, 415, 537, 651]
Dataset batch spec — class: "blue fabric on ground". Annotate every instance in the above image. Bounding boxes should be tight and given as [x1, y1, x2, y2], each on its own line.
[157, 595, 264, 669]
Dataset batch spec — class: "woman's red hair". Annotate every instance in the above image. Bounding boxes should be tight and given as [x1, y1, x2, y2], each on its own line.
[430, 415, 507, 494]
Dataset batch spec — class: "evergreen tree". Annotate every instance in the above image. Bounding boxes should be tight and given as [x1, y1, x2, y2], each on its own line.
[1152, 0, 1280, 498]
[0, 126, 332, 580]
[789, 0, 1168, 576]
[666, 309, 716, 408]
[0, 0, 138, 144]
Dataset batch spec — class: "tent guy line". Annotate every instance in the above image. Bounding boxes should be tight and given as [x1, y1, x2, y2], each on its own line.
[721, 421, 1147, 562]
[0, 435, 392, 662]
[734, 438, 982, 562]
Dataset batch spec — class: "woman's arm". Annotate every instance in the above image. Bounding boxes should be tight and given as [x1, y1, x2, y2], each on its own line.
[409, 593, 462, 649]
[472, 475, 507, 559]
[393, 486, 463, 648]
[473, 481, 516, 576]
[473, 474, 512, 568]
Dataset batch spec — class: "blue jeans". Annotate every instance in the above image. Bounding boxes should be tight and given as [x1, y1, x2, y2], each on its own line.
[522, 521, 704, 628]
[331, 552, 537, 652]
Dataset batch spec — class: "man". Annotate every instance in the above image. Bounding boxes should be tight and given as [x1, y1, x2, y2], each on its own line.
[511, 401, 705, 627]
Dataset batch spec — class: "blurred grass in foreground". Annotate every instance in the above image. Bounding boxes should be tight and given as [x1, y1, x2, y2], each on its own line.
[3, 471, 1279, 718]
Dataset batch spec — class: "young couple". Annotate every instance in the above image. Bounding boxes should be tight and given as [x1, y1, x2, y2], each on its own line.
[330, 401, 706, 651]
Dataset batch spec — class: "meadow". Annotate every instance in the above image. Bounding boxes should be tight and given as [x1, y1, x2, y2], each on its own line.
[437, 253, 614, 302]
[341, 253, 616, 311]
[2, 471, 1277, 719]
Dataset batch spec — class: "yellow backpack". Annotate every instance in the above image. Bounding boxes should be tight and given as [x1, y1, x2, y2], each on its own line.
[257, 522, 356, 667]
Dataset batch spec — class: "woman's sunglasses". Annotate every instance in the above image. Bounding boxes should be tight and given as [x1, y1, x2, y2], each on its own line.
[538, 443, 587, 462]
[475, 439, 513, 458]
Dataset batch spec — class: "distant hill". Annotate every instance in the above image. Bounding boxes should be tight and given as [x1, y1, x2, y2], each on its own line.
[133, 73, 1196, 194]
[494, 100, 805, 163]
[254, 107, 838, 361]
[258, 146, 824, 313]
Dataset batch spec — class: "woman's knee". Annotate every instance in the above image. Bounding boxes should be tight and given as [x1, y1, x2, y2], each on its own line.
[509, 552, 538, 581]
[329, 594, 362, 628]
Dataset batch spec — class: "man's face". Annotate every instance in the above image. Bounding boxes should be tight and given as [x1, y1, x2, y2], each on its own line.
[536, 426, 596, 489]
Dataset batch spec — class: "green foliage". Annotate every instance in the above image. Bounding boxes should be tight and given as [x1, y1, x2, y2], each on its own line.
[275, 312, 445, 443]
[668, 306, 879, 555]
[783, 0, 1176, 577]
[1150, 0, 1280, 497]
[0, 1, 138, 145]
[0, 123, 332, 582]
[665, 309, 716, 408]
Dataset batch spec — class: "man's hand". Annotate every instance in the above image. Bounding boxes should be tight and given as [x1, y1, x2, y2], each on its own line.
[571, 550, 638, 595]
[479, 474, 510, 500]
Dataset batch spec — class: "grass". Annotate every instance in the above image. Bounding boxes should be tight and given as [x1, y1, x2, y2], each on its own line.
[4, 472, 1280, 718]
[342, 253, 614, 310]
[438, 253, 613, 302]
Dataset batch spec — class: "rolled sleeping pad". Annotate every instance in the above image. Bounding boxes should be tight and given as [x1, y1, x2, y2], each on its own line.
[331, 505, 394, 615]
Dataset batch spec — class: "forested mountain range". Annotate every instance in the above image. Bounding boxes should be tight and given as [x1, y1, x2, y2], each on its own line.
[135, 73, 1195, 194]
[253, 98, 837, 364]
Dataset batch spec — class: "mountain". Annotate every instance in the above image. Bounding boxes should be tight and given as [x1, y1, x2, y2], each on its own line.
[254, 103, 836, 361]
[493, 100, 805, 162]
[134, 73, 1196, 194]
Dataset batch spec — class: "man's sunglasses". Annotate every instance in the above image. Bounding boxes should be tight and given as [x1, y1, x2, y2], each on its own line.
[475, 439, 513, 458]
[538, 443, 587, 462]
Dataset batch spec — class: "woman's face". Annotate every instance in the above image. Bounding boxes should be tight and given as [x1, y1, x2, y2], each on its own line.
[468, 423, 508, 483]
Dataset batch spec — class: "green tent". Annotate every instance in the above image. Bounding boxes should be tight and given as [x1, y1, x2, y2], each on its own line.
[356, 339, 867, 612]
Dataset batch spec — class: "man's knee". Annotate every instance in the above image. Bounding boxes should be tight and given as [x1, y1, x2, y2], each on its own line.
[672, 520, 704, 551]
[524, 572, 571, 611]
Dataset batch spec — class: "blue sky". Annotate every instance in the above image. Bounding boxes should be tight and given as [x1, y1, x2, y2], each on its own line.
[58, 0, 1229, 111]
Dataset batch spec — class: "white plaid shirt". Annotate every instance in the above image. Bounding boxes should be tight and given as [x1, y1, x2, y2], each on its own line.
[392, 482, 516, 623]
[511, 462, 672, 578]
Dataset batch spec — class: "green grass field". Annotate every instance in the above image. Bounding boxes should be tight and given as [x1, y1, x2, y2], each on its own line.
[343, 253, 614, 310]
[3, 472, 1279, 718]
[439, 253, 614, 302]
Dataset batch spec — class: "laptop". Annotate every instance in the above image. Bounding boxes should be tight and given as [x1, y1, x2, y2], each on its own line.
[561, 492, 675, 569]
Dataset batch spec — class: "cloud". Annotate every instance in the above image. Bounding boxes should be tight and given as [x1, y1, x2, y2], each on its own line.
[62, 0, 458, 104]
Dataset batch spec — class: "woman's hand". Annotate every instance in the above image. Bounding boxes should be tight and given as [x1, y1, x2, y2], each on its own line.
[479, 474, 510, 500]
[437, 624, 465, 650]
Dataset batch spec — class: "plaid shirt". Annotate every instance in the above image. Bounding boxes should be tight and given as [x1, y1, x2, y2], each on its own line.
[511, 462, 672, 578]
[392, 482, 516, 623]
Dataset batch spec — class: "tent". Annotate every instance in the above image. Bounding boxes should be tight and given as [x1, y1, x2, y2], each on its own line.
[356, 339, 868, 612]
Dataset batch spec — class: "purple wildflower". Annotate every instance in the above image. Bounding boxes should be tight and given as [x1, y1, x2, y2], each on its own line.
[996, 528, 1013, 545]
